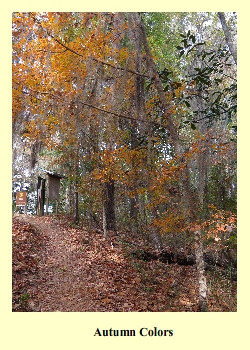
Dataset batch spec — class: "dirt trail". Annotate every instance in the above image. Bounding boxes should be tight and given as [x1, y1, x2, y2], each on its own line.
[13, 214, 147, 312]
[13, 214, 237, 312]
[14, 214, 120, 312]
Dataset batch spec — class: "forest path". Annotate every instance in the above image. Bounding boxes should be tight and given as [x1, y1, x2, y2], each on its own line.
[13, 214, 145, 312]
[16, 214, 99, 311]
[12, 214, 237, 312]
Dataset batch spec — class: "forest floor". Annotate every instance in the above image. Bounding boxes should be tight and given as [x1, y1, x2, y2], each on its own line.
[12, 214, 237, 312]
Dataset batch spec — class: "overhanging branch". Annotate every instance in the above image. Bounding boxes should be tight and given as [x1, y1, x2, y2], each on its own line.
[79, 100, 165, 127]
[32, 13, 152, 80]
[53, 36, 151, 78]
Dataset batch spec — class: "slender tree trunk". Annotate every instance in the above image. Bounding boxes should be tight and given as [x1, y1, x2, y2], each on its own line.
[218, 12, 237, 65]
[129, 22, 144, 226]
[194, 228, 208, 311]
[129, 125, 139, 227]
[103, 179, 116, 232]
[150, 205, 163, 250]
[140, 15, 208, 311]
[74, 189, 79, 224]
[65, 183, 72, 213]
[73, 147, 79, 224]
[103, 200, 107, 239]
[146, 126, 163, 250]
[197, 140, 210, 207]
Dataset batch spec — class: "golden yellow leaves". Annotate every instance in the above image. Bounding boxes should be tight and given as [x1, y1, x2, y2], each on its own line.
[91, 145, 147, 185]
[184, 207, 237, 245]
[153, 212, 186, 234]
[44, 115, 59, 134]
[118, 47, 129, 64]
[173, 84, 185, 99]
[23, 120, 40, 139]
[146, 96, 160, 111]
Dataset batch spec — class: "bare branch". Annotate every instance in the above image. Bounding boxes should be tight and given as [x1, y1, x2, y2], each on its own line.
[92, 57, 152, 79]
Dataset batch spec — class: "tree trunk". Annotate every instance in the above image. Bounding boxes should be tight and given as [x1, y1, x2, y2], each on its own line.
[73, 143, 80, 224]
[65, 183, 72, 213]
[129, 125, 140, 226]
[151, 223, 163, 250]
[194, 229, 208, 311]
[103, 201, 107, 239]
[129, 17, 146, 229]
[218, 12, 237, 65]
[140, 15, 208, 311]
[74, 189, 79, 224]
[103, 180, 116, 232]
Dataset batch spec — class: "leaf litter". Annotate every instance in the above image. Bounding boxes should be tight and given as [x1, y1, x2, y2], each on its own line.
[12, 214, 237, 312]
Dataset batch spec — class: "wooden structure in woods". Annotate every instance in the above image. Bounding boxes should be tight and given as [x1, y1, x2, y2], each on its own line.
[37, 168, 66, 216]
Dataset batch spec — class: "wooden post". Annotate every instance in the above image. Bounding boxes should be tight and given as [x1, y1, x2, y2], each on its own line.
[42, 179, 45, 215]
[55, 199, 58, 215]
[46, 176, 49, 215]
[46, 197, 49, 215]
[37, 177, 46, 216]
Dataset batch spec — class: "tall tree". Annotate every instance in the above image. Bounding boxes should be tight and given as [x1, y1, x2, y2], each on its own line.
[218, 12, 237, 65]
[140, 14, 208, 311]
[12, 12, 236, 311]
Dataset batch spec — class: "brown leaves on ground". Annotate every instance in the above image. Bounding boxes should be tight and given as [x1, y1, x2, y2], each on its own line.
[12, 214, 237, 312]
[12, 215, 46, 311]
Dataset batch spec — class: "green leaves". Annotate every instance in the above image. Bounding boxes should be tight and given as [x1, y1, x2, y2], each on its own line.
[183, 100, 191, 108]
[180, 118, 198, 131]
[176, 31, 205, 57]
